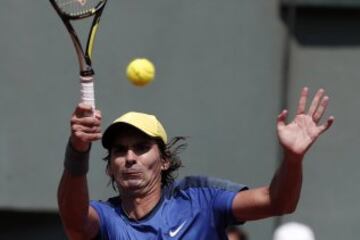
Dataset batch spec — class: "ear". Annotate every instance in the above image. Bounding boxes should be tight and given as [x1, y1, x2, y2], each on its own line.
[161, 157, 170, 171]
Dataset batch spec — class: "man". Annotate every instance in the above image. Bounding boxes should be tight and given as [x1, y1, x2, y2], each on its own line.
[58, 87, 334, 239]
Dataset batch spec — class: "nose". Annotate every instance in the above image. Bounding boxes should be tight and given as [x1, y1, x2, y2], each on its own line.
[125, 149, 137, 167]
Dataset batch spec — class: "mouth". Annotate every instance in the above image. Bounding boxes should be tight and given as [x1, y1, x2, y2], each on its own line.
[122, 171, 142, 178]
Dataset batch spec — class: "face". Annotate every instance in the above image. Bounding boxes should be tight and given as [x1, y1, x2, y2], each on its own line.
[107, 127, 168, 195]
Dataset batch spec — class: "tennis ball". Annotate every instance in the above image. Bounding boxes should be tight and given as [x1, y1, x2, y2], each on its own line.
[126, 58, 155, 86]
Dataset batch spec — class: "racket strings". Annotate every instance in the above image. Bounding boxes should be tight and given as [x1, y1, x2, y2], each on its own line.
[55, 0, 102, 16]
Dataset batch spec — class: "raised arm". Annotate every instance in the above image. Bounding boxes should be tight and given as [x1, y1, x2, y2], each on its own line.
[232, 87, 334, 221]
[58, 103, 102, 239]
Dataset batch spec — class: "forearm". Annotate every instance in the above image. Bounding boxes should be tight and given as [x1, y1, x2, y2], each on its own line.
[269, 153, 303, 215]
[232, 155, 302, 221]
[58, 141, 91, 236]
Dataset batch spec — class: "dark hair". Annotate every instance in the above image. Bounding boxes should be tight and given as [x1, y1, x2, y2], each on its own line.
[103, 136, 187, 191]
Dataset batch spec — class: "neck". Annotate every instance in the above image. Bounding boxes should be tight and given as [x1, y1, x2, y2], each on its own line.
[121, 185, 162, 220]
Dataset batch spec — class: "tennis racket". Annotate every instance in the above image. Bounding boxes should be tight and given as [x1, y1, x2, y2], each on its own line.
[50, 0, 107, 112]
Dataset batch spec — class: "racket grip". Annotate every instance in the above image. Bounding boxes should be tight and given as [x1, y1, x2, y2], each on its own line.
[80, 75, 95, 113]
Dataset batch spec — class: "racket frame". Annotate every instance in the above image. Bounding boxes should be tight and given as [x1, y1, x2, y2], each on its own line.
[49, 0, 107, 76]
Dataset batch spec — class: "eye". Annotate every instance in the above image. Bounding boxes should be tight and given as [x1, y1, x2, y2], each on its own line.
[133, 142, 152, 155]
[111, 145, 127, 156]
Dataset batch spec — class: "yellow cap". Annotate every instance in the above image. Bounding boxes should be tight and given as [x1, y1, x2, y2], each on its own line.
[102, 112, 168, 148]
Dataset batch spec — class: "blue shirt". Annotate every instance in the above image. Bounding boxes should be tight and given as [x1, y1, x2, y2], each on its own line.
[90, 176, 248, 240]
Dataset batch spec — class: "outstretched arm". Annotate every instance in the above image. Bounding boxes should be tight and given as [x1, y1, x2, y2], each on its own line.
[232, 87, 334, 221]
[58, 103, 102, 239]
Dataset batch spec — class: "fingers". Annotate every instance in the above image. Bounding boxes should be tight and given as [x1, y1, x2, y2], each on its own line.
[72, 123, 101, 134]
[72, 131, 102, 142]
[72, 103, 102, 122]
[71, 113, 101, 129]
[297, 87, 331, 124]
[306, 88, 330, 124]
[70, 103, 102, 143]
[296, 87, 308, 115]
[312, 95, 329, 123]
[318, 116, 335, 134]
[308, 88, 325, 116]
[94, 109, 102, 120]
[71, 121, 102, 142]
[74, 103, 93, 117]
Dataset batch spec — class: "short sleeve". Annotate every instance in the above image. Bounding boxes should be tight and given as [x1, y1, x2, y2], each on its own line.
[90, 200, 108, 239]
[173, 176, 248, 227]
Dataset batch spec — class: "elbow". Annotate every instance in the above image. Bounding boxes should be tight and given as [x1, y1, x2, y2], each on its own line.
[269, 192, 299, 216]
[286, 204, 297, 214]
[281, 205, 297, 215]
[63, 227, 89, 240]
[271, 202, 297, 216]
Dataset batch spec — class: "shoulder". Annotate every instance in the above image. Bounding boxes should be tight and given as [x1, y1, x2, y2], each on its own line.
[165, 176, 249, 225]
[173, 176, 248, 192]
[90, 197, 120, 215]
[89, 197, 129, 239]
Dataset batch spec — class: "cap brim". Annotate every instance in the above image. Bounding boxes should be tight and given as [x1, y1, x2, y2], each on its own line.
[102, 122, 132, 149]
[102, 122, 159, 149]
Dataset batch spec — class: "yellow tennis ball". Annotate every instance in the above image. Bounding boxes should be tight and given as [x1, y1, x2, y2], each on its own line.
[126, 58, 155, 86]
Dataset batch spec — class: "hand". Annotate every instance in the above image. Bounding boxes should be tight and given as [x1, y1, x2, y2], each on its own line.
[70, 103, 102, 152]
[277, 87, 334, 160]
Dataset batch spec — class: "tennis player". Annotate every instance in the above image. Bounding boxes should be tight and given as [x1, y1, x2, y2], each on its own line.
[58, 87, 334, 240]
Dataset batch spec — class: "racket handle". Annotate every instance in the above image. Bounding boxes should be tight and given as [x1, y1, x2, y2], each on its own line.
[80, 75, 95, 114]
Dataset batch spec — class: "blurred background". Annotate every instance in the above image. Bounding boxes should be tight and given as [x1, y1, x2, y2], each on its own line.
[0, 0, 359, 239]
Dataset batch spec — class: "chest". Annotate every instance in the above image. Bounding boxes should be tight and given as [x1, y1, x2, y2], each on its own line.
[101, 196, 226, 240]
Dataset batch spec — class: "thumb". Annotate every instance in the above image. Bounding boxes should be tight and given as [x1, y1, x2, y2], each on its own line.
[277, 109, 288, 130]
